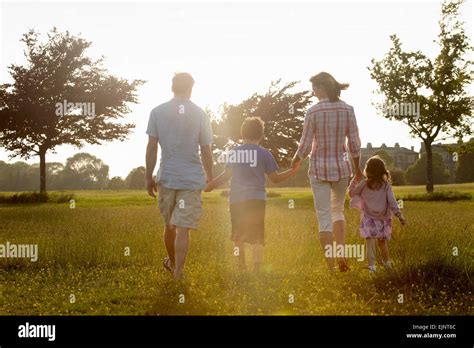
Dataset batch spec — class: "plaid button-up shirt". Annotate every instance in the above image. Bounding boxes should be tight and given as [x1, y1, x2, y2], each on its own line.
[296, 99, 361, 181]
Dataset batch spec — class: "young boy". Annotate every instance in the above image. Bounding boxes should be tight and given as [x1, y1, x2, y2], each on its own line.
[204, 117, 300, 271]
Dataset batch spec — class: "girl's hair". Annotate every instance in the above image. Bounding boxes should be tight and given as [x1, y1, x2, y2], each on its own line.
[364, 156, 391, 190]
[309, 72, 349, 102]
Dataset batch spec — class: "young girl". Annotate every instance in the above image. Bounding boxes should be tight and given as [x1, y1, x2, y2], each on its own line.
[348, 156, 406, 272]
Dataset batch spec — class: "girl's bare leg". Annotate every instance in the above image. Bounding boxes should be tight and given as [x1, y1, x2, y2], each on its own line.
[378, 239, 390, 264]
[366, 238, 376, 270]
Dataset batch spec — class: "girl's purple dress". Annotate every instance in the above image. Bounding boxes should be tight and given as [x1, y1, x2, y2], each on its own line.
[348, 179, 401, 240]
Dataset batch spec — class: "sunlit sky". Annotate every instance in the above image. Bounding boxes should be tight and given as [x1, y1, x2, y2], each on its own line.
[1, 0, 473, 178]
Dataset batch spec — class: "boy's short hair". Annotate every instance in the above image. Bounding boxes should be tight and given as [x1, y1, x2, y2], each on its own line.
[241, 117, 264, 141]
[172, 72, 194, 94]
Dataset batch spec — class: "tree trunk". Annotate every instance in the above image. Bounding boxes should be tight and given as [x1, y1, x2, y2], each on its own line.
[39, 149, 46, 194]
[425, 140, 434, 193]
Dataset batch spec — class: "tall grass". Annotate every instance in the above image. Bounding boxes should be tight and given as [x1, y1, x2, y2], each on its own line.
[0, 186, 472, 315]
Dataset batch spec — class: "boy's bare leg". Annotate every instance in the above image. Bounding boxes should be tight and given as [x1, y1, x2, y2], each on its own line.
[164, 224, 176, 268]
[252, 243, 264, 272]
[319, 231, 334, 271]
[234, 242, 246, 271]
[174, 227, 190, 279]
[366, 238, 376, 269]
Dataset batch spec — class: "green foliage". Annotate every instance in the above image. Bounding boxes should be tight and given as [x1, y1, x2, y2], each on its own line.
[373, 150, 394, 168]
[126, 167, 145, 190]
[389, 167, 406, 186]
[62, 152, 109, 190]
[405, 153, 449, 185]
[0, 191, 74, 204]
[401, 191, 471, 201]
[455, 138, 474, 183]
[0, 28, 144, 192]
[368, 0, 473, 192]
[108, 176, 127, 190]
[212, 80, 312, 166]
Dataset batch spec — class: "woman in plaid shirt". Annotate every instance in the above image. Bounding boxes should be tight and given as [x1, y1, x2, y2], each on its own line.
[292, 72, 362, 272]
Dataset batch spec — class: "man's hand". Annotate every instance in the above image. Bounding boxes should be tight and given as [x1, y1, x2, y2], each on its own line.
[146, 178, 157, 198]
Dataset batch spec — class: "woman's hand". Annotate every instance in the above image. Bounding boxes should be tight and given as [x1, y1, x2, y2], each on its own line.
[291, 154, 301, 169]
[398, 215, 406, 225]
[291, 160, 301, 172]
[354, 168, 363, 182]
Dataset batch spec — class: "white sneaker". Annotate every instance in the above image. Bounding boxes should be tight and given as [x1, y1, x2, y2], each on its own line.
[368, 265, 376, 273]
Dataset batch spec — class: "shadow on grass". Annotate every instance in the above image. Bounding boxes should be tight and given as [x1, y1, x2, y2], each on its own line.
[0, 192, 75, 204]
[371, 256, 473, 293]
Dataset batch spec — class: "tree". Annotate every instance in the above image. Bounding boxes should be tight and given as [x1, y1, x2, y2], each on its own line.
[0, 28, 144, 193]
[373, 150, 394, 168]
[405, 153, 449, 185]
[107, 176, 127, 190]
[369, 0, 472, 193]
[126, 166, 145, 189]
[62, 152, 109, 190]
[0, 161, 35, 191]
[212, 80, 313, 166]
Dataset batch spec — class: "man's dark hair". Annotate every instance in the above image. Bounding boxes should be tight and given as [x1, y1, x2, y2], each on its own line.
[241, 117, 265, 141]
[172, 72, 194, 94]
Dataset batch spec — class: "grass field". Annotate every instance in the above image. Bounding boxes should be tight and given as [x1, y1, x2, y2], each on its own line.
[0, 184, 473, 315]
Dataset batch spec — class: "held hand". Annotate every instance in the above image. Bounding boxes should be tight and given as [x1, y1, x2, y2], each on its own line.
[204, 178, 214, 192]
[146, 178, 157, 198]
[291, 154, 301, 169]
[292, 160, 301, 172]
[354, 169, 363, 182]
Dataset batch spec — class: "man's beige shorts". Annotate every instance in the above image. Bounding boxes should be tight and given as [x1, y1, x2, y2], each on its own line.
[157, 184, 203, 230]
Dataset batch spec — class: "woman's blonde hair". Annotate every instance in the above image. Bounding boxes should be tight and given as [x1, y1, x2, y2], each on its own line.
[310, 72, 349, 102]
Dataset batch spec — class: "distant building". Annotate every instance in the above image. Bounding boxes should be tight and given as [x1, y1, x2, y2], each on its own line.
[361, 143, 418, 170]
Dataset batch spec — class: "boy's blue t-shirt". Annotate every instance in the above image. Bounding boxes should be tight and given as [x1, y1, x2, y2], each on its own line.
[227, 144, 279, 204]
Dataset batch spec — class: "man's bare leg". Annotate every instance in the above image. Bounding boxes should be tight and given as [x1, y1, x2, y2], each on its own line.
[174, 227, 190, 279]
[164, 224, 176, 268]
[252, 243, 264, 272]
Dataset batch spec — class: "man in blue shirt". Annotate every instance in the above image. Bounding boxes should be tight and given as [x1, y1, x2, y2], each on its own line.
[146, 73, 213, 280]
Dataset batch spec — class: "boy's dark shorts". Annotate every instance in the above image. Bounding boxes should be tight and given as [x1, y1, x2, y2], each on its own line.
[230, 199, 266, 245]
